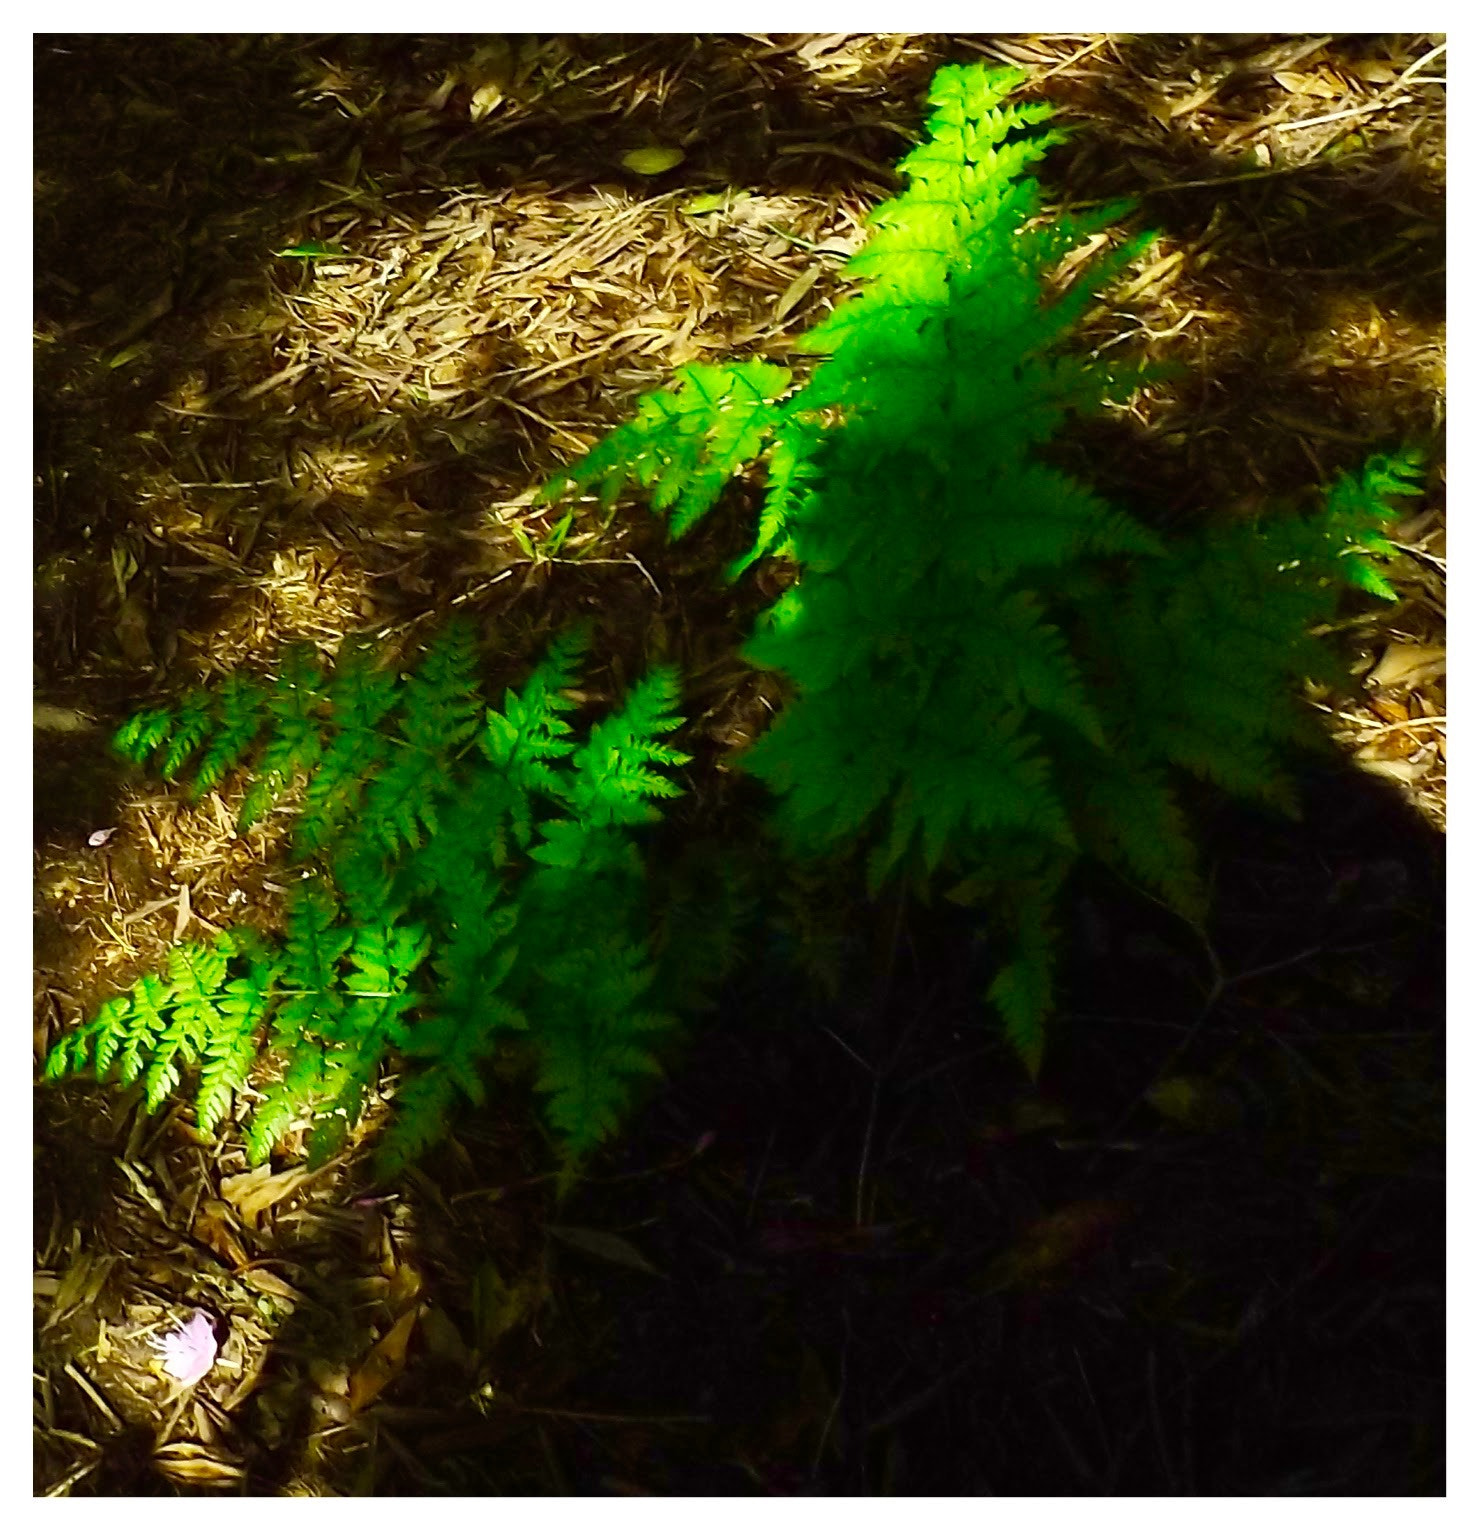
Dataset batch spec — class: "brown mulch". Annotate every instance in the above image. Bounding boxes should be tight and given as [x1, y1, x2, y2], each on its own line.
[35, 34, 1443, 1495]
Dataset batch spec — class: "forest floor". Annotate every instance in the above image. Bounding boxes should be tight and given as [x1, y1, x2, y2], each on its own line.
[34, 34, 1444, 1495]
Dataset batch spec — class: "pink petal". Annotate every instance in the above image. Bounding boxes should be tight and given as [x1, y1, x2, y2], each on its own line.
[156, 1310, 218, 1384]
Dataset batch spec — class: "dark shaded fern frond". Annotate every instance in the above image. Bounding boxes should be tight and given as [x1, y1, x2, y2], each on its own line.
[532, 937, 672, 1159]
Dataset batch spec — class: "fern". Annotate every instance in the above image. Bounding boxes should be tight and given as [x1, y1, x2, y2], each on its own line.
[157, 690, 216, 783]
[238, 646, 325, 831]
[540, 360, 792, 538]
[191, 674, 270, 800]
[197, 940, 279, 1134]
[647, 839, 761, 1016]
[295, 639, 397, 856]
[44, 623, 699, 1179]
[360, 621, 481, 855]
[530, 935, 672, 1157]
[561, 664, 691, 828]
[478, 622, 587, 848]
[543, 60, 1425, 1075]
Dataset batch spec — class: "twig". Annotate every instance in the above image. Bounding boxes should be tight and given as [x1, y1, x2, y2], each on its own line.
[43, 1454, 101, 1497]
[505, 1404, 712, 1426]
[1273, 95, 1412, 135]
[62, 1362, 121, 1432]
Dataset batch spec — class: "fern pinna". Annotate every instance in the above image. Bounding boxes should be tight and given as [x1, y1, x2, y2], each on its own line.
[542, 61, 1424, 1073]
[45, 621, 720, 1178]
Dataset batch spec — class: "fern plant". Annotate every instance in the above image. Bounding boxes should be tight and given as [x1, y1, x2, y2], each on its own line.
[541, 61, 1424, 1072]
[45, 621, 738, 1178]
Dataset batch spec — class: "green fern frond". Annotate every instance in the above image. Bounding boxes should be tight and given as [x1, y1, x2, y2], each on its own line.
[296, 727, 390, 859]
[328, 634, 402, 729]
[289, 642, 398, 855]
[535, 957, 672, 1161]
[281, 881, 349, 988]
[112, 706, 177, 767]
[190, 674, 269, 798]
[115, 971, 175, 1087]
[480, 628, 587, 842]
[307, 1046, 383, 1166]
[330, 838, 406, 930]
[726, 420, 827, 579]
[245, 1044, 325, 1165]
[363, 622, 484, 855]
[196, 952, 279, 1134]
[43, 993, 131, 1082]
[137, 938, 232, 1111]
[1320, 445, 1424, 600]
[49, 617, 700, 1182]
[158, 690, 215, 781]
[535, 58, 1429, 1087]
[402, 620, 483, 750]
[238, 646, 326, 831]
[270, 881, 350, 1058]
[566, 665, 691, 828]
[986, 926, 1055, 1080]
[541, 361, 792, 537]
[649, 840, 760, 1013]
[1067, 748, 1207, 925]
[378, 988, 527, 1175]
[373, 1066, 461, 1179]
[339, 923, 429, 1049]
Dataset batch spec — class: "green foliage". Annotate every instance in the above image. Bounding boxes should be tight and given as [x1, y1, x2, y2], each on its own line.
[47, 621, 719, 1178]
[540, 359, 793, 541]
[542, 62, 1424, 1074]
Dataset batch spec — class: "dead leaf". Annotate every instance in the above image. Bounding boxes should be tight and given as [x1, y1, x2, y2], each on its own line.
[796, 34, 850, 65]
[347, 1307, 419, 1414]
[1347, 58, 1399, 84]
[192, 1199, 248, 1269]
[1370, 696, 1411, 726]
[33, 703, 97, 733]
[470, 82, 503, 121]
[1272, 68, 1345, 98]
[388, 1260, 424, 1316]
[419, 1304, 475, 1371]
[47, 1251, 116, 1330]
[220, 1349, 272, 1414]
[470, 1263, 540, 1349]
[103, 282, 175, 350]
[984, 1201, 1128, 1289]
[114, 591, 152, 666]
[1147, 1076, 1240, 1131]
[152, 1443, 245, 1485]
[218, 1165, 314, 1231]
[774, 263, 821, 320]
[239, 1265, 303, 1305]
[1355, 749, 1432, 783]
[547, 1224, 662, 1277]
[1369, 643, 1445, 690]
